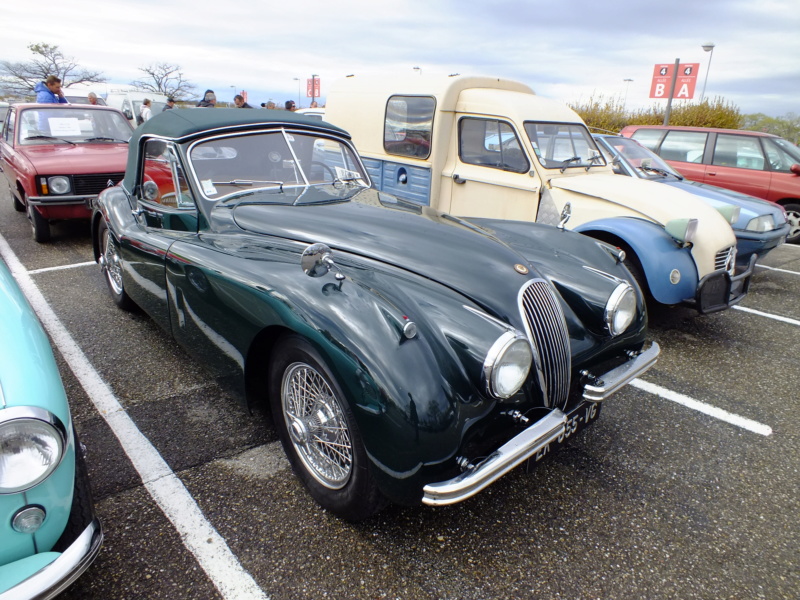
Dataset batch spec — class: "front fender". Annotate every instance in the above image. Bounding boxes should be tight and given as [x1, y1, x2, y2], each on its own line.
[576, 217, 698, 305]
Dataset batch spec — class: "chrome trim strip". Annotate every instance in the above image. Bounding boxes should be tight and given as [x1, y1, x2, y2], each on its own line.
[422, 410, 567, 505]
[582, 342, 660, 402]
[0, 518, 103, 600]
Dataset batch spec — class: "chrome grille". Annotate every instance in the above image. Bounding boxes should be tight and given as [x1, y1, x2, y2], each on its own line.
[519, 279, 571, 409]
[714, 246, 736, 272]
[73, 172, 125, 195]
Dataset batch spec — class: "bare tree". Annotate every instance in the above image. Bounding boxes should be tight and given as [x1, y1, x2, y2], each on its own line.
[0, 42, 105, 96]
[130, 63, 195, 100]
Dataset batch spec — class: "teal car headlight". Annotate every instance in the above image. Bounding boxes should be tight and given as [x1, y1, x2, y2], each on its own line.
[0, 408, 67, 494]
[665, 218, 698, 245]
[42, 176, 71, 195]
[605, 283, 636, 336]
[746, 215, 776, 232]
[484, 331, 532, 399]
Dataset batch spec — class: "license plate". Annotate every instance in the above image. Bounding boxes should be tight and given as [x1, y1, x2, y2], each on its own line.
[529, 401, 602, 465]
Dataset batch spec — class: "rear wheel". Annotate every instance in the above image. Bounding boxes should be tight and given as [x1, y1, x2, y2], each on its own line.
[28, 204, 51, 243]
[269, 335, 385, 521]
[98, 219, 134, 310]
[784, 202, 800, 244]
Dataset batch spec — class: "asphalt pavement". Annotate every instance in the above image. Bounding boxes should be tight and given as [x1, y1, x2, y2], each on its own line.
[1, 187, 798, 600]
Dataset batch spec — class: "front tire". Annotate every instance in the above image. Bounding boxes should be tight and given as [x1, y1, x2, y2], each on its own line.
[98, 219, 134, 310]
[269, 335, 385, 521]
[11, 188, 25, 212]
[29, 204, 50, 243]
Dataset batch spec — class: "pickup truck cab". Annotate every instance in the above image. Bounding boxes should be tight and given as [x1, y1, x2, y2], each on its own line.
[325, 74, 752, 314]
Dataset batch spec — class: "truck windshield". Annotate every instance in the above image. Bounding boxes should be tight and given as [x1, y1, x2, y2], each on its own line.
[524, 122, 605, 171]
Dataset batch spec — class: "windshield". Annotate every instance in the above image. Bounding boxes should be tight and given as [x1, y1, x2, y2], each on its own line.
[188, 130, 369, 202]
[601, 136, 681, 178]
[18, 107, 133, 144]
[524, 122, 605, 170]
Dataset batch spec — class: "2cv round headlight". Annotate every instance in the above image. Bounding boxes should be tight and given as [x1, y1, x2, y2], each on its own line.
[605, 283, 637, 336]
[484, 331, 533, 399]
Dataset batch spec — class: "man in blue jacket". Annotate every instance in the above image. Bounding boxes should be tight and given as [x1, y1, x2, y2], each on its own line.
[34, 76, 68, 103]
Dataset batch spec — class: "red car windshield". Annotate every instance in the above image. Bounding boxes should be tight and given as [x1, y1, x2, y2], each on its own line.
[18, 107, 132, 145]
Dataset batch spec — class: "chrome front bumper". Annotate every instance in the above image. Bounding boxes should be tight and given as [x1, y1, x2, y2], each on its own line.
[0, 519, 103, 600]
[421, 342, 660, 506]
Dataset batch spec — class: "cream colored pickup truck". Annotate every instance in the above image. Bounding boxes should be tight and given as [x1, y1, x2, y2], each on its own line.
[325, 74, 753, 313]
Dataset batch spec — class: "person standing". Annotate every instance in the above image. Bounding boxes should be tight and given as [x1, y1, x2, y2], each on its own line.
[87, 92, 100, 105]
[162, 97, 175, 111]
[34, 76, 68, 104]
[284, 100, 296, 111]
[139, 99, 153, 123]
[197, 90, 216, 107]
[234, 94, 253, 108]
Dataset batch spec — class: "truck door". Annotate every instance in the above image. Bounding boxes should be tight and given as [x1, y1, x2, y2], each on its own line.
[444, 117, 541, 220]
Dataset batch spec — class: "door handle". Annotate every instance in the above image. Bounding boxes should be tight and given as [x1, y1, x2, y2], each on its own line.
[453, 174, 467, 184]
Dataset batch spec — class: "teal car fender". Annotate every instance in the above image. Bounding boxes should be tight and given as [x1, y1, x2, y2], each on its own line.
[574, 217, 698, 305]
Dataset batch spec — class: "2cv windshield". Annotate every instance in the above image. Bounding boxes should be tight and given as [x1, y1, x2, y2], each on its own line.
[189, 130, 368, 200]
[524, 122, 605, 171]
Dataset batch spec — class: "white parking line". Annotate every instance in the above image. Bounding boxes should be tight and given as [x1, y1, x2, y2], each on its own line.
[0, 234, 269, 600]
[732, 305, 800, 326]
[28, 261, 96, 275]
[755, 264, 800, 276]
[631, 379, 773, 436]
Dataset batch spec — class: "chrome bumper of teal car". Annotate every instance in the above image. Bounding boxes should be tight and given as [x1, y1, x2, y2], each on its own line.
[0, 518, 102, 600]
[422, 342, 660, 506]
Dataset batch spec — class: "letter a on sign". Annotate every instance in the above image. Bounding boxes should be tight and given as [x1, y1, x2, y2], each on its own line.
[650, 63, 699, 99]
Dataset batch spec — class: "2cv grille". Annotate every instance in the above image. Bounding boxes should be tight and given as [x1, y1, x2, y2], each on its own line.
[519, 279, 572, 410]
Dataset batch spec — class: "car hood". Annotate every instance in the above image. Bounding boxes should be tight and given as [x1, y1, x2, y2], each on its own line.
[662, 179, 786, 229]
[17, 143, 129, 174]
[229, 189, 619, 319]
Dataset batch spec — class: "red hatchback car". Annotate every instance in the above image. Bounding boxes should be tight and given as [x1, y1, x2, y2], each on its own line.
[619, 125, 800, 244]
[0, 103, 133, 242]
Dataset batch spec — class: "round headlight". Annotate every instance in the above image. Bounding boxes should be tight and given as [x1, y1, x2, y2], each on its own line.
[47, 176, 71, 195]
[0, 417, 66, 493]
[605, 283, 637, 336]
[484, 332, 532, 399]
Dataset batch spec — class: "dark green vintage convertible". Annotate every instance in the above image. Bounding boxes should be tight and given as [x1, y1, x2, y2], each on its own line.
[92, 108, 659, 520]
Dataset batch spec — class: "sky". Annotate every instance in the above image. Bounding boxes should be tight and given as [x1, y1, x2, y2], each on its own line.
[2, 0, 798, 117]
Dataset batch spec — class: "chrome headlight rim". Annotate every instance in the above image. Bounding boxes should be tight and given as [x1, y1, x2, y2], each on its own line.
[46, 176, 72, 195]
[0, 406, 68, 495]
[605, 283, 637, 337]
[483, 330, 533, 400]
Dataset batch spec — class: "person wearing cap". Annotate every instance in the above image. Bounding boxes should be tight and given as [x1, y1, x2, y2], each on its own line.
[162, 98, 176, 111]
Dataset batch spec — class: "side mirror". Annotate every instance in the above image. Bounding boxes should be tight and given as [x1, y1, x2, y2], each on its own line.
[301, 243, 345, 281]
[790, 163, 800, 175]
[558, 202, 572, 230]
[141, 181, 159, 202]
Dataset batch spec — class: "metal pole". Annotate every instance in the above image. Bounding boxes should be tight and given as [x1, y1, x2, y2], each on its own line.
[663, 58, 680, 126]
[623, 78, 633, 109]
[700, 43, 715, 103]
[311, 74, 318, 106]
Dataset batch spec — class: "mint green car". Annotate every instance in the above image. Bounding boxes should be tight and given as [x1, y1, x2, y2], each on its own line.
[0, 259, 102, 598]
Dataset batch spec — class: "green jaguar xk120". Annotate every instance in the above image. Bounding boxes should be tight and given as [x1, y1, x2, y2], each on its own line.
[91, 108, 659, 520]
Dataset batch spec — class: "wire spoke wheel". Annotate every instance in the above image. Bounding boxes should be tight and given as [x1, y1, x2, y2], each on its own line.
[281, 362, 353, 489]
[101, 226, 124, 296]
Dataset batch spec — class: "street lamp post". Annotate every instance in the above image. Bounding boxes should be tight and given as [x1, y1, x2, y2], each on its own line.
[700, 43, 715, 103]
[623, 78, 633, 109]
[310, 74, 318, 106]
[413, 66, 421, 75]
[293, 78, 301, 108]
[229, 85, 236, 107]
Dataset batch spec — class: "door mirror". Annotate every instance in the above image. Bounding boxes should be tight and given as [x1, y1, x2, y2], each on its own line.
[790, 163, 800, 175]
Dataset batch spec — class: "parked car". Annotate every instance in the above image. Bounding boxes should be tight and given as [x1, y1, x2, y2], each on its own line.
[594, 134, 789, 270]
[0, 102, 9, 123]
[619, 124, 800, 244]
[0, 103, 134, 242]
[294, 108, 326, 121]
[91, 108, 659, 520]
[104, 91, 169, 126]
[63, 95, 107, 106]
[0, 259, 103, 598]
[325, 74, 754, 314]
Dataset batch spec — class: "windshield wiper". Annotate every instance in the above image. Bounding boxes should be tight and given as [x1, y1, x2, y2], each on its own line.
[640, 164, 676, 178]
[85, 136, 128, 143]
[585, 154, 604, 171]
[25, 135, 76, 145]
[212, 179, 284, 188]
[559, 156, 581, 172]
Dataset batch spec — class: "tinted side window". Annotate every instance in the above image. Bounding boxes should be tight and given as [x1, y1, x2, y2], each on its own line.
[629, 129, 664, 151]
[384, 96, 435, 159]
[660, 131, 708, 163]
[712, 134, 765, 170]
[459, 118, 529, 173]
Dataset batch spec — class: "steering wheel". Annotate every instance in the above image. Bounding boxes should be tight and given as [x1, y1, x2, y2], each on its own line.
[311, 161, 336, 181]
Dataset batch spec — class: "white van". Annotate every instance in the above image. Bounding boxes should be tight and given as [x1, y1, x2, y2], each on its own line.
[105, 91, 170, 125]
